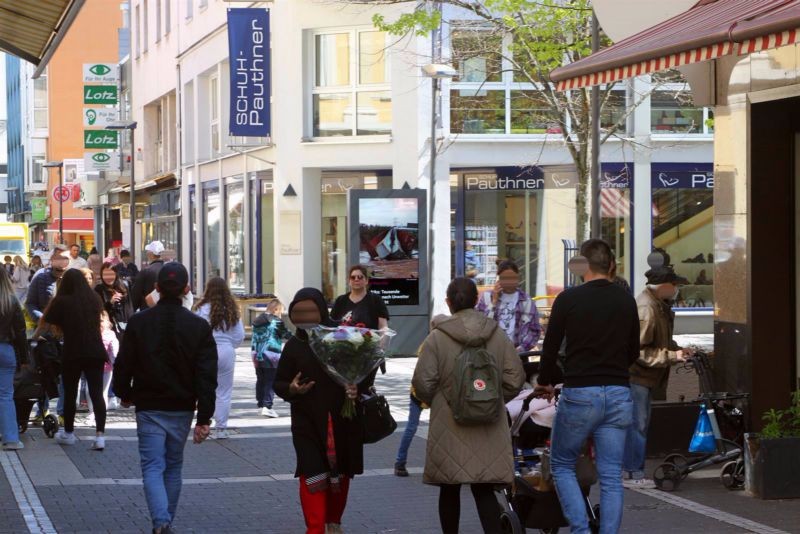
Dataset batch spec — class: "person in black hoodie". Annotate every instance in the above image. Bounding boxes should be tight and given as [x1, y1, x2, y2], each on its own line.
[130, 240, 166, 311]
[113, 262, 217, 534]
[274, 288, 368, 534]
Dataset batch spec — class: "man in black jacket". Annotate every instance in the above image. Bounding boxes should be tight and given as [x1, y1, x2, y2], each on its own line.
[537, 239, 639, 534]
[113, 262, 217, 534]
[130, 240, 166, 311]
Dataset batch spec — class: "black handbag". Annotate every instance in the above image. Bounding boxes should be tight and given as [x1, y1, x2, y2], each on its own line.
[359, 388, 397, 444]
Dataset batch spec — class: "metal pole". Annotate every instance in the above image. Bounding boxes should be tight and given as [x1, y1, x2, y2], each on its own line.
[130, 127, 136, 266]
[590, 11, 601, 239]
[429, 77, 436, 318]
[58, 166, 63, 244]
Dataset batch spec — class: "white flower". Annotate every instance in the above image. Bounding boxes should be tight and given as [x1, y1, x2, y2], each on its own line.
[348, 331, 364, 346]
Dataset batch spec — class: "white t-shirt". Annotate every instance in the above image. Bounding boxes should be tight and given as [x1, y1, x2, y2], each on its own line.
[497, 291, 519, 343]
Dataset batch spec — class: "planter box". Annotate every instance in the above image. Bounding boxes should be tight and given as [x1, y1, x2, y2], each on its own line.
[744, 433, 800, 499]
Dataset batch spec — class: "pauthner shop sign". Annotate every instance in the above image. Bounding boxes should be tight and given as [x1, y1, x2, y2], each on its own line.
[227, 8, 271, 137]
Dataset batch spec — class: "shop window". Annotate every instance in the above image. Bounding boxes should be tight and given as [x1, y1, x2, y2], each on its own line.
[204, 188, 221, 280]
[450, 170, 577, 299]
[256, 176, 275, 295]
[321, 172, 392, 303]
[599, 166, 632, 282]
[312, 30, 392, 138]
[651, 90, 704, 134]
[600, 90, 627, 132]
[651, 170, 714, 308]
[189, 186, 197, 291]
[451, 29, 503, 83]
[226, 182, 245, 292]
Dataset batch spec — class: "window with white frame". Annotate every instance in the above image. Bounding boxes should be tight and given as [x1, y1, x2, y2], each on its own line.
[651, 86, 709, 134]
[32, 158, 45, 185]
[210, 75, 220, 153]
[164, 0, 170, 34]
[143, 0, 149, 53]
[134, 5, 140, 57]
[156, 0, 161, 42]
[311, 29, 391, 138]
[33, 72, 48, 130]
[186, 0, 193, 20]
[449, 27, 565, 135]
[199, 0, 207, 9]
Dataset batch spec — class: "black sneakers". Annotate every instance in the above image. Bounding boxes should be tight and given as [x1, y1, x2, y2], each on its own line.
[394, 463, 409, 477]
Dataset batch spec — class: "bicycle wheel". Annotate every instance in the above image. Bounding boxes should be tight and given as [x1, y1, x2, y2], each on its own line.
[500, 511, 525, 534]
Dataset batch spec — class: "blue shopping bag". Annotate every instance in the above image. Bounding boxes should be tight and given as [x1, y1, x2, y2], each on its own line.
[688, 406, 716, 453]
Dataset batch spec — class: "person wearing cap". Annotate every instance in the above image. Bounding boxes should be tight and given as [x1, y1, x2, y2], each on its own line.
[130, 241, 166, 311]
[113, 262, 218, 534]
[622, 262, 692, 489]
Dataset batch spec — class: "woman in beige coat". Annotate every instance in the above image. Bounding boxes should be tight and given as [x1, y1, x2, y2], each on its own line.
[412, 277, 525, 534]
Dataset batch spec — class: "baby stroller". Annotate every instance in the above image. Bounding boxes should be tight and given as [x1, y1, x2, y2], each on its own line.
[652, 352, 749, 491]
[15, 337, 62, 438]
[496, 354, 600, 534]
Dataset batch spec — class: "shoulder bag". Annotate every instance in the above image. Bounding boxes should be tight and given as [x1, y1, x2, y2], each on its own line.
[359, 387, 397, 444]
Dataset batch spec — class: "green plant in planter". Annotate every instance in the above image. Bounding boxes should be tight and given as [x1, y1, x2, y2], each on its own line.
[760, 390, 800, 439]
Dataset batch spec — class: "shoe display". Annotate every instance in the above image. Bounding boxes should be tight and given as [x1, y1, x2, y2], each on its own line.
[91, 437, 105, 451]
[394, 463, 409, 477]
[2, 441, 24, 451]
[622, 477, 656, 490]
[54, 430, 77, 446]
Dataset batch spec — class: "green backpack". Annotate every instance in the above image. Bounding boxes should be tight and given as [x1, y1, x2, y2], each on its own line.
[443, 334, 502, 425]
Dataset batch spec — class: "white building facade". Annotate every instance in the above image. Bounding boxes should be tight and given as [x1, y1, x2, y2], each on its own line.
[129, 0, 714, 339]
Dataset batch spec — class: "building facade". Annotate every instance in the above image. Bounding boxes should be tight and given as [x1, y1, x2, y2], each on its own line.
[127, 0, 713, 344]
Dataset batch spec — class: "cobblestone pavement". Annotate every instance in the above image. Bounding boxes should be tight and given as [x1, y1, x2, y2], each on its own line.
[1, 348, 798, 533]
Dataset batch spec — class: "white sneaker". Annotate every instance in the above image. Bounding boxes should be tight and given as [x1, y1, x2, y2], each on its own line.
[212, 429, 229, 440]
[55, 430, 77, 446]
[91, 436, 105, 451]
[623, 477, 656, 490]
[259, 407, 269, 417]
[2, 441, 24, 451]
[264, 408, 279, 418]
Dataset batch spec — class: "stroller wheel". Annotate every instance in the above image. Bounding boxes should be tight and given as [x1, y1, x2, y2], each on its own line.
[43, 414, 58, 438]
[663, 453, 690, 480]
[500, 510, 524, 534]
[720, 459, 745, 490]
[653, 463, 682, 492]
[18, 422, 28, 434]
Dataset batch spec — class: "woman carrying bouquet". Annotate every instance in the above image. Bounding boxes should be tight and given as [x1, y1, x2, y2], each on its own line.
[274, 288, 368, 534]
[413, 277, 525, 534]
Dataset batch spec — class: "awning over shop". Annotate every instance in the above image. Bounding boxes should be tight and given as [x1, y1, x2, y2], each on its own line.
[550, 0, 800, 91]
[45, 218, 94, 234]
[0, 0, 85, 77]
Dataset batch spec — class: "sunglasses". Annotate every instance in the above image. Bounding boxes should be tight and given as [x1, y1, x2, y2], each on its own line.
[350, 275, 366, 280]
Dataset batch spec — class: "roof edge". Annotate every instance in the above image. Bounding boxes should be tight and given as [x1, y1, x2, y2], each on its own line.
[32, 0, 85, 78]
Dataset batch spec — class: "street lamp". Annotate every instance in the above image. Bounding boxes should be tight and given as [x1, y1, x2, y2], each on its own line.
[421, 63, 456, 318]
[43, 161, 64, 244]
[106, 120, 138, 265]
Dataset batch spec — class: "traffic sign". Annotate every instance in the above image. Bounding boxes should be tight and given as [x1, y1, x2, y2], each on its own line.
[84, 151, 118, 172]
[83, 107, 118, 127]
[83, 63, 119, 83]
[84, 130, 118, 149]
[53, 186, 70, 202]
[84, 85, 118, 105]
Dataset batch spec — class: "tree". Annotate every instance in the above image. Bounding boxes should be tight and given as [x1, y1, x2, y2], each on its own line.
[340, 0, 656, 242]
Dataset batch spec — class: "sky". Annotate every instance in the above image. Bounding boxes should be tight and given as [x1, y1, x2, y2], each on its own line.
[359, 198, 418, 227]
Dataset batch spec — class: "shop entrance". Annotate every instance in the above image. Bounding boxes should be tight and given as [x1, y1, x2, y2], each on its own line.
[745, 97, 800, 424]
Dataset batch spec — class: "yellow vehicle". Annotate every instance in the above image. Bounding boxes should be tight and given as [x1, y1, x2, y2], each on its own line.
[0, 222, 30, 260]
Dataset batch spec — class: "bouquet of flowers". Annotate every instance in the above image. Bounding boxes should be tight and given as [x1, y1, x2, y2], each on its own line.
[307, 324, 396, 418]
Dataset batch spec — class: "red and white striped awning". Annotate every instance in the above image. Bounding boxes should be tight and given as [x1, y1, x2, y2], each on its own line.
[551, 0, 800, 91]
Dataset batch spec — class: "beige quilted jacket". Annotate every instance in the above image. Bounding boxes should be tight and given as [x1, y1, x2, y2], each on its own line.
[412, 309, 525, 485]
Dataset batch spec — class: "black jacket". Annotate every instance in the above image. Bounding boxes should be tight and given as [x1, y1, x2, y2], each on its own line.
[113, 297, 218, 425]
[130, 260, 164, 311]
[94, 283, 134, 333]
[274, 288, 369, 479]
[0, 304, 29, 367]
[25, 269, 58, 319]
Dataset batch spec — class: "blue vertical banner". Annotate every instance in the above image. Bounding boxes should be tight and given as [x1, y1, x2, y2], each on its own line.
[227, 8, 271, 137]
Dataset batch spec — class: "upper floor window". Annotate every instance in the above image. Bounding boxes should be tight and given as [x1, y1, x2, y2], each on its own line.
[311, 29, 391, 138]
[156, 0, 161, 42]
[135, 5, 140, 57]
[33, 74, 48, 130]
[186, 0, 193, 20]
[651, 88, 709, 134]
[164, 0, 170, 35]
[210, 75, 220, 153]
[143, 0, 149, 53]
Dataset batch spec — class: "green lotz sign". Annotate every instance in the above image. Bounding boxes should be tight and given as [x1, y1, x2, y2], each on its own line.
[84, 130, 118, 149]
[84, 85, 118, 104]
[30, 198, 47, 222]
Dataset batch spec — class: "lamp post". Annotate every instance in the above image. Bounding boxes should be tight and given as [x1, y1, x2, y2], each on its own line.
[106, 120, 138, 264]
[421, 63, 456, 318]
[43, 161, 64, 244]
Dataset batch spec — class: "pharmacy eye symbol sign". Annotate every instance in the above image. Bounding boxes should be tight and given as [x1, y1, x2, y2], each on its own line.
[89, 64, 111, 76]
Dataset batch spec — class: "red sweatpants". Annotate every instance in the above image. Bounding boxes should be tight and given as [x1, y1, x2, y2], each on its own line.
[299, 476, 351, 534]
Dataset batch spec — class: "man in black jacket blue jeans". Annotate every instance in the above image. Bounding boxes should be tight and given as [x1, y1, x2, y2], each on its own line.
[537, 239, 640, 534]
[113, 262, 217, 534]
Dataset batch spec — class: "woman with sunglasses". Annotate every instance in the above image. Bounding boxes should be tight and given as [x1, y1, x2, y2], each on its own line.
[330, 265, 389, 333]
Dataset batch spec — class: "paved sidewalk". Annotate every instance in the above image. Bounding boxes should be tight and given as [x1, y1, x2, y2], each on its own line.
[0, 350, 798, 533]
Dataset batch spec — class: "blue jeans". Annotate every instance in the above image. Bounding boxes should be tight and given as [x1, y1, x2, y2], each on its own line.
[0, 343, 19, 444]
[550, 386, 633, 534]
[395, 396, 422, 466]
[136, 410, 194, 530]
[623, 383, 651, 480]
